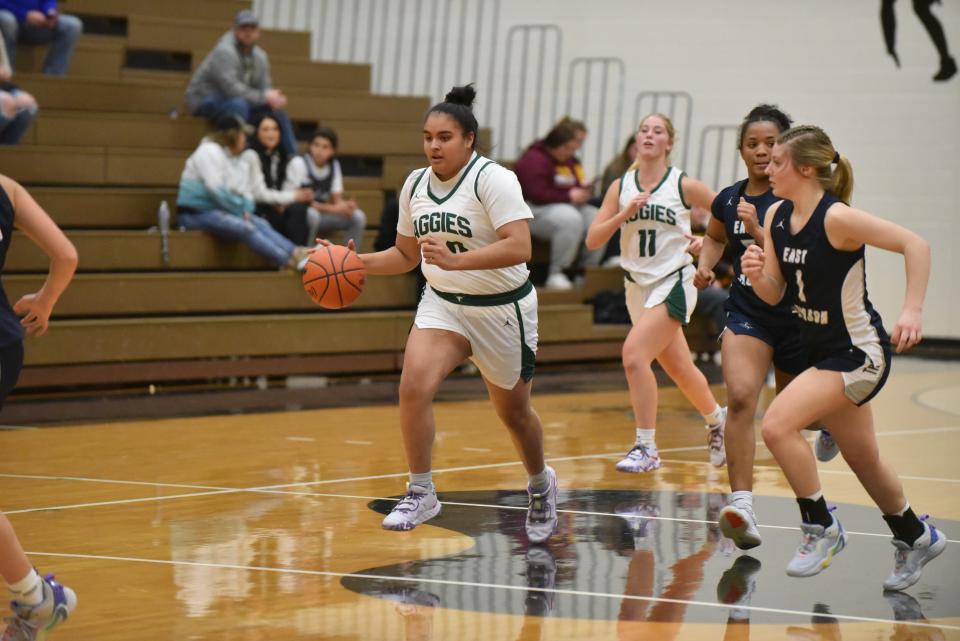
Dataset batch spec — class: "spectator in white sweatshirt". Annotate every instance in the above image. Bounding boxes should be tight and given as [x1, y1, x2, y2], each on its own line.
[176, 114, 307, 269]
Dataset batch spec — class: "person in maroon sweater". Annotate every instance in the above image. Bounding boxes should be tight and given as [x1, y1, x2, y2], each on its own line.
[514, 118, 605, 289]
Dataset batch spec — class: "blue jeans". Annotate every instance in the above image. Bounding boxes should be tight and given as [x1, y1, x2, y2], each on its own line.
[310, 207, 367, 248]
[193, 95, 298, 155]
[0, 11, 82, 76]
[0, 90, 36, 144]
[176, 209, 297, 267]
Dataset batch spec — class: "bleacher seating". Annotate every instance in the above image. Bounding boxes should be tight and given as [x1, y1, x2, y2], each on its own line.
[3, 0, 629, 399]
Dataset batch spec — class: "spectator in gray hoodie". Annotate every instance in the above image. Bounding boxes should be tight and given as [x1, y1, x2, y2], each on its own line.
[185, 9, 297, 154]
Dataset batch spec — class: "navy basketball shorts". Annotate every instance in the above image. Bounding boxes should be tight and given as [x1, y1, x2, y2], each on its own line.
[0, 340, 24, 410]
[814, 343, 892, 407]
[723, 309, 807, 376]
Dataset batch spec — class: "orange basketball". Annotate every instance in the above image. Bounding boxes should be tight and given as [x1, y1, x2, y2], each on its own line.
[302, 244, 366, 309]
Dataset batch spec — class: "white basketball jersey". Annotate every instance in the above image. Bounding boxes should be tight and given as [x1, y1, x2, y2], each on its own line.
[397, 152, 533, 295]
[619, 166, 693, 286]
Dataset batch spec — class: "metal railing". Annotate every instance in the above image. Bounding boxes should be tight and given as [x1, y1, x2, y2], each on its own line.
[564, 57, 625, 178]
[496, 24, 563, 161]
[696, 124, 742, 189]
[253, 1, 715, 179]
[253, 0, 502, 125]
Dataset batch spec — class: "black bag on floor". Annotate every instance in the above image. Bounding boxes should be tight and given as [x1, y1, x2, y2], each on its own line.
[591, 289, 630, 324]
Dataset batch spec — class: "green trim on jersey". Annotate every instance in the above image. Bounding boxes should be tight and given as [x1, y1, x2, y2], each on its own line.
[427, 154, 483, 205]
[678, 171, 691, 209]
[474, 160, 497, 203]
[430, 279, 533, 306]
[618, 171, 629, 198]
[664, 268, 688, 325]
[633, 165, 672, 195]
[410, 168, 428, 196]
[514, 300, 536, 382]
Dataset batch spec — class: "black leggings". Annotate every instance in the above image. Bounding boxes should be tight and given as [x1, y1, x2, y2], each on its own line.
[256, 203, 312, 247]
[0, 340, 23, 410]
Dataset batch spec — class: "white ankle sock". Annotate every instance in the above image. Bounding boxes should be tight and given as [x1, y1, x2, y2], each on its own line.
[528, 469, 549, 492]
[635, 428, 656, 448]
[731, 491, 753, 511]
[703, 404, 725, 426]
[409, 471, 434, 491]
[8, 569, 43, 607]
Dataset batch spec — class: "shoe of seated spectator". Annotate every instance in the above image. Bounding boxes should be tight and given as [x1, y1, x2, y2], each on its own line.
[544, 273, 574, 290]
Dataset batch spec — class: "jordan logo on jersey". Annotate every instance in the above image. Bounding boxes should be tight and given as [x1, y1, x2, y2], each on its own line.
[414, 211, 473, 239]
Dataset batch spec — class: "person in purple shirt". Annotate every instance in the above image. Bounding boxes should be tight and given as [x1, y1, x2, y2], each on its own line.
[0, 0, 81, 76]
[514, 117, 605, 289]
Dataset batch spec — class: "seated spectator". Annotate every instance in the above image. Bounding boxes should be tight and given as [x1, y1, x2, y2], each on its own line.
[176, 113, 307, 270]
[243, 115, 315, 246]
[0, 1, 81, 76]
[184, 10, 297, 155]
[514, 117, 604, 289]
[284, 127, 367, 249]
[0, 31, 36, 144]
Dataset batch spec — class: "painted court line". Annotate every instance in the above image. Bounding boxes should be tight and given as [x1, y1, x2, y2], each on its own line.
[3, 427, 958, 521]
[658, 458, 960, 486]
[23, 550, 959, 632]
[8, 481, 958, 545]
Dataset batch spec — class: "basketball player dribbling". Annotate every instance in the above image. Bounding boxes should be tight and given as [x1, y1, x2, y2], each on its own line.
[320, 85, 559, 543]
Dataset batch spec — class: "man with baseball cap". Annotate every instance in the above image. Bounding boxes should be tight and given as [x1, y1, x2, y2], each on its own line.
[185, 9, 297, 153]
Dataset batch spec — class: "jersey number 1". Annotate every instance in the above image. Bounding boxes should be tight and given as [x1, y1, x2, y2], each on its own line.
[638, 229, 657, 257]
[795, 269, 807, 303]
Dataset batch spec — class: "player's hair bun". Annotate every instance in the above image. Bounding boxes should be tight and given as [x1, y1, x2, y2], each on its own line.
[444, 84, 476, 109]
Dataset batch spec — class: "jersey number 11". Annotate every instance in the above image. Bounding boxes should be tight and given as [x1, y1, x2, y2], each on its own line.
[638, 229, 657, 257]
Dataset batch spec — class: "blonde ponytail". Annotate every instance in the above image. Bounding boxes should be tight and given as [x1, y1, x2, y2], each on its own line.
[778, 125, 854, 203]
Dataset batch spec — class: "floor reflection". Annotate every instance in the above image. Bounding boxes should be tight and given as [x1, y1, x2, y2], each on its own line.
[343, 489, 958, 637]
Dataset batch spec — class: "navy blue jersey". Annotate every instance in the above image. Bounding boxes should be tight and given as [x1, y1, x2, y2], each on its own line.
[0, 184, 24, 347]
[711, 180, 794, 323]
[770, 193, 888, 364]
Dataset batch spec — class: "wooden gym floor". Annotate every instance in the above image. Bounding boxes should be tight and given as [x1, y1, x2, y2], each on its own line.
[1, 356, 958, 640]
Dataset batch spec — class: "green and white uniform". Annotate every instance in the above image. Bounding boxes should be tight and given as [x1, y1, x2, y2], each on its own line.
[618, 166, 697, 324]
[397, 152, 537, 389]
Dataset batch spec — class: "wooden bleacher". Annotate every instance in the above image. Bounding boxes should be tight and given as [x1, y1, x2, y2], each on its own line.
[3, 0, 628, 401]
